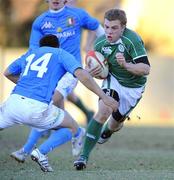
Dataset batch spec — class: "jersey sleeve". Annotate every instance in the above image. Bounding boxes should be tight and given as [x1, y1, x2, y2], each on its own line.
[7, 51, 31, 75]
[128, 35, 147, 60]
[77, 8, 100, 30]
[7, 57, 24, 75]
[29, 16, 44, 50]
[60, 50, 82, 75]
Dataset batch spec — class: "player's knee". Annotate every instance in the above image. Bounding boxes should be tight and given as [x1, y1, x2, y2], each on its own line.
[67, 93, 78, 102]
[95, 107, 112, 123]
[112, 110, 125, 123]
[52, 90, 64, 107]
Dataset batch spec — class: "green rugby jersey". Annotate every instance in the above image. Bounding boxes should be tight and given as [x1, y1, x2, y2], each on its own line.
[94, 28, 148, 88]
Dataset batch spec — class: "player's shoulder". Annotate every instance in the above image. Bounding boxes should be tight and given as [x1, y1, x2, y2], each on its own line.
[59, 48, 75, 58]
[122, 28, 144, 44]
[33, 11, 50, 23]
[42, 46, 74, 58]
[65, 6, 88, 16]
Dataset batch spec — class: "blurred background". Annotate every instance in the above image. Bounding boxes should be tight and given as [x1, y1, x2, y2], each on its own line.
[0, 0, 173, 126]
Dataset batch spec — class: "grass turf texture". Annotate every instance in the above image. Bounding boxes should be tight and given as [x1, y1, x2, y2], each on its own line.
[0, 126, 174, 180]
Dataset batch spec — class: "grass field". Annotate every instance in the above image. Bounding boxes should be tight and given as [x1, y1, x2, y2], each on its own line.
[0, 126, 174, 180]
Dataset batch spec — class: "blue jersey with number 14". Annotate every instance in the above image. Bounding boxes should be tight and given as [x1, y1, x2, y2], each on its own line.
[8, 47, 81, 104]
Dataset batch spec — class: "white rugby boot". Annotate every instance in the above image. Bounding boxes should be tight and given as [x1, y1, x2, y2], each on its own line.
[72, 127, 86, 157]
[31, 148, 53, 172]
[10, 148, 29, 163]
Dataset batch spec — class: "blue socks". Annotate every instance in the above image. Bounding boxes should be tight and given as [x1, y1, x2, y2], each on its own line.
[23, 127, 81, 155]
[74, 127, 81, 138]
[39, 128, 72, 154]
[23, 128, 44, 154]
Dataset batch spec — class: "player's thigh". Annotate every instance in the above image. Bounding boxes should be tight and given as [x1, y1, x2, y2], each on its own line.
[52, 90, 64, 108]
[103, 74, 143, 116]
[67, 92, 78, 102]
[34, 104, 65, 130]
[119, 86, 144, 115]
[58, 111, 77, 130]
[0, 100, 16, 129]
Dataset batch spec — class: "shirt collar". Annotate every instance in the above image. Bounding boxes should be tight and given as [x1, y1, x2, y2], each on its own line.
[49, 6, 65, 13]
[110, 38, 122, 45]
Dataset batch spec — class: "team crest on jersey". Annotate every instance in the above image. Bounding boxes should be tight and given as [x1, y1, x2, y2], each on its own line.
[102, 47, 112, 55]
[41, 21, 54, 29]
[66, 17, 75, 26]
[118, 44, 125, 53]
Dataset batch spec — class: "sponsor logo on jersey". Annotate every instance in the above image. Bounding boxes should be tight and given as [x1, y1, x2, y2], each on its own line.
[66, 17, 75, 26]
[56, 30, 75, 38]
[41, 21, 54, 29]
[118, 44, 125, 53]
[102, 46, 112, 55]
[57, 27, 62, 32]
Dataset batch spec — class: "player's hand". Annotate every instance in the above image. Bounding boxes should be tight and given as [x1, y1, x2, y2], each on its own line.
[102, 94, 118, 112]
[116, 53, 126, 68]
[85, 64, 102, 77]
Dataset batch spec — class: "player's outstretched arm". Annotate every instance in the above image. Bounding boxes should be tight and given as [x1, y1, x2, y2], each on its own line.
[74, 68, 117, 111]
[85, 64, 102, 77]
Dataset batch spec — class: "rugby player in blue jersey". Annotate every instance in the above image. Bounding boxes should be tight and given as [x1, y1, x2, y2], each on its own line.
[29, 0, 104, 121]
[2, 34, 117, 172]
[10, 0, 104, 165]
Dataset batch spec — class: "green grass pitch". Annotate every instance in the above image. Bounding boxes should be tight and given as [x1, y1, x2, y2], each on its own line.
[0, 126, 174, 180]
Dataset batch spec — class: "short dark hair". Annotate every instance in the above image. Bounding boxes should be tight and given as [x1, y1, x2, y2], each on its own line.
[39, 34, 59, 48]
[104, 9, 127, 26]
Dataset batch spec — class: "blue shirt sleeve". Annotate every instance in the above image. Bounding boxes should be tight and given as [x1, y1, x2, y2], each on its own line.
[75, 8, 100, 30]
[8, 57, 23, 75]
[59, 49, 82, 75]
[7, 51, 31, 75]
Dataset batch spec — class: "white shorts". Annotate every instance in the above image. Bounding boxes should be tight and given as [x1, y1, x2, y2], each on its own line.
[102, 74, 145, 115]
[55, 72, 78, 98]
[0, 94, 64, 131]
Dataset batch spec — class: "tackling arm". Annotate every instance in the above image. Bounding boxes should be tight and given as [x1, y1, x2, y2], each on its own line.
[74, 68, 117, 111]
[84, 25, 105, 52]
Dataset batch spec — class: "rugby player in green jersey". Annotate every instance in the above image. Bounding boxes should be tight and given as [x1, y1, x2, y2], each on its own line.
[74, 8, 150, 170]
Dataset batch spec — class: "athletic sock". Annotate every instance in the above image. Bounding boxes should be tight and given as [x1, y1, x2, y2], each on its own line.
[39, 128, 72, 155]
[74, 127, 81, 138]
[82, 119, 103, 159]
[23, 128, 44, 154]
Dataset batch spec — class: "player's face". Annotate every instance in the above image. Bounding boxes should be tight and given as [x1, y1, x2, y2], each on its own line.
[47, 0, 66, 10]
[104, 19, 125, 43]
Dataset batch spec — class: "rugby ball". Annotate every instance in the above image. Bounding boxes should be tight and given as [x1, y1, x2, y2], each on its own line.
[85, 51, 109, 79]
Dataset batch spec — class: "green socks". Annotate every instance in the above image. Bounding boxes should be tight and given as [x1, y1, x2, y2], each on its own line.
[82, 119, 103, 159]
[74, 98, 94, 123]
[74, 98, 90, 116]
